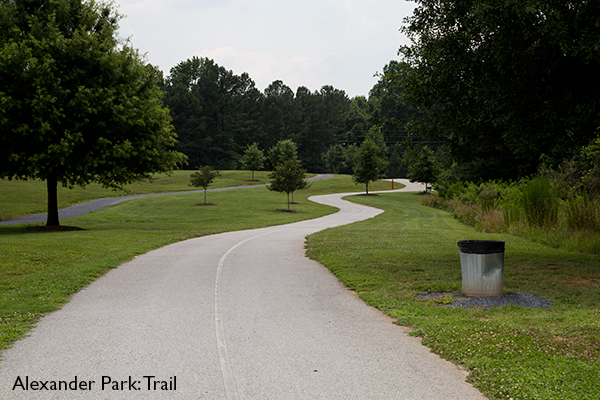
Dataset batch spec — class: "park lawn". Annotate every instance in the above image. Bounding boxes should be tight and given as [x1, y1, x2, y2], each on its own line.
[305, 192, 600, 400]
[0, 175, 398, 353]
[0, 170, 282, 221]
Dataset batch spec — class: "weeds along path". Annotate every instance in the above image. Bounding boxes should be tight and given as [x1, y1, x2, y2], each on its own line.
[0, 182, 484, 399]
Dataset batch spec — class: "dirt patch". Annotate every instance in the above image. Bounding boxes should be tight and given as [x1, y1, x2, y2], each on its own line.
[196, 203, 217, 206]
[23, 225, 84, 232]
[566, 277, 599, 289]
[276, 209, 297, 213]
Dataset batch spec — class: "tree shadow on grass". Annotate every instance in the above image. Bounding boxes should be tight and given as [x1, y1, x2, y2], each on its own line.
[23, 226, 84, 232]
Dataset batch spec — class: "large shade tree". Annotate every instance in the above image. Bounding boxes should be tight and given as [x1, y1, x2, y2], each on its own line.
[0, 0, 186, 226]
[395, 0, 600, 180]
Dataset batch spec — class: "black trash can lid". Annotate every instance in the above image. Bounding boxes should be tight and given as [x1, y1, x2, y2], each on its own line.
[458, 240, 505, 254]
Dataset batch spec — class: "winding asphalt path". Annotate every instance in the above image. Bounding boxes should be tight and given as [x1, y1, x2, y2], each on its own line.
[0, 180, 485, 399]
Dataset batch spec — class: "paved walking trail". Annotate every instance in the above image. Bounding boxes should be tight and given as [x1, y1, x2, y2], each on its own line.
[0, 180, 485, 399]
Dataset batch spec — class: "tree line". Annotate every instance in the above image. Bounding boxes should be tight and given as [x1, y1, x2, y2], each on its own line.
[162, 56, 420, 175]
[393, 0, 600, 186]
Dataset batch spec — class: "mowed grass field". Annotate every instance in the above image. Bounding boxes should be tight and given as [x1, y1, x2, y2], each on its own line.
[306, 192, 600, 400]
[0, 173, 396, 353]
[0, 170, 278, 221]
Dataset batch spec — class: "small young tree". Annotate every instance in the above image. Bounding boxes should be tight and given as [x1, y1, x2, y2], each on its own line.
[352, 139, 385, 195]
[268, 139, 299, 168]
[268, 160, 308, 210]
[190, 166, 220, 204]
[241, 143, 266, 181]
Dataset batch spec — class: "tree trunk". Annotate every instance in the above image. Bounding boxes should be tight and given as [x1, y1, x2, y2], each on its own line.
[287, 192, 290, 210]
[46, 174, 60, 226]
[204, 188, 207, 204]
[365, 181, 369, 195]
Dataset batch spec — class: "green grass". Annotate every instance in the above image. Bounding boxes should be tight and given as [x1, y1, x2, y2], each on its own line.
[0, 170, 278, 220]
[0, 175, 397, 353]
[305, 192, 600, 400]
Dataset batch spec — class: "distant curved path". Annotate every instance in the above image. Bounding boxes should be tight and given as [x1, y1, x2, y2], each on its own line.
[0, 174, 335, 226]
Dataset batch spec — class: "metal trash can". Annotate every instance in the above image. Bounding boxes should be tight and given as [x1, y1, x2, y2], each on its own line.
[458, 240, 505, 297]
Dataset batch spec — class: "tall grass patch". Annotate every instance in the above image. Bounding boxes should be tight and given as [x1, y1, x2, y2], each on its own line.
[523, 176, 559, 228]
[427, 177, 600, 254]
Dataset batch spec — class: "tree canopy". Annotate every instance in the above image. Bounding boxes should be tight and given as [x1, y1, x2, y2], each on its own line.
[165, 57, 261, 170]
[352, 139, 386, 194]
[267, 160, 308, 210]
[163, 60, 361, 173]
[0, 0, 185, 226]
[241, 143, 266, 180]
[268, 139, 299, 168]
[394, 0, 600, 180]
[404, 145, 440, 188]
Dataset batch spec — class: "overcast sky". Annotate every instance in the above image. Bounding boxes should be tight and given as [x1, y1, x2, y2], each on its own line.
[116, 0, 416, 98]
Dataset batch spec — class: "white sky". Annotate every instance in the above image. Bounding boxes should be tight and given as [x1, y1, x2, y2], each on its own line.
[116, 0, 416, 98]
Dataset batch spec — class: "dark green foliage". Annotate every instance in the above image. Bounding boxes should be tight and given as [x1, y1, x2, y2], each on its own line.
[395, 0, 600, 180]
[386, 146, 405, 178]
[294, 85, 350, 172]
[163, 68, 352, 173]
[165, 57, 261, 170]
[405, 145, 440, 187]
[369, 61, 419, 144]
[0, 0, 185, 226]
[259, 80, 296, 149]
[553, 134, 600, 198]
[159, 58, 420, 176]
[323, 144, 347, 174]
[268, 139, 299, 168]
[267, 160, 308, 209]
[352, 139, 385, 194]
[343, 96, 372, 144]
